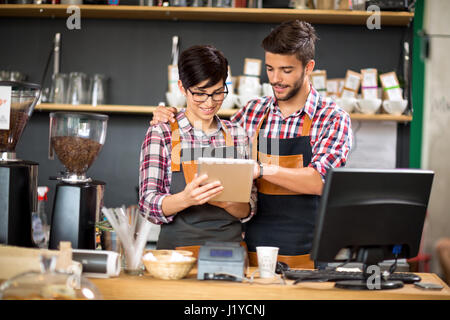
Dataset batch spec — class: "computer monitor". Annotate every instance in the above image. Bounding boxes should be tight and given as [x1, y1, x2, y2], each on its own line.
[311, 168, 434, 289]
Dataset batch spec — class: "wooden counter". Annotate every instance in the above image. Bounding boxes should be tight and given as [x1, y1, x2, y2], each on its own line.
[90, 269, 450, 300]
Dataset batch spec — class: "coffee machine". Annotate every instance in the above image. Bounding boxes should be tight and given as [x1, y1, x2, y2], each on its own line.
[48, 112, 108, 250]
[0, 81, 40, 247]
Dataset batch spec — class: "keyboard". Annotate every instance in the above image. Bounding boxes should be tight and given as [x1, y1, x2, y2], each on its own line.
[283, 269, 421, 284]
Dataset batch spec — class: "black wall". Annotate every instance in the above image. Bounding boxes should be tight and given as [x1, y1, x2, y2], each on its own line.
[1, 17, 412, 210]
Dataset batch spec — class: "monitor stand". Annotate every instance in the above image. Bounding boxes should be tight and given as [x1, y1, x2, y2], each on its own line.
[335, 279, 403, 290]
[334, 247, 404, 290]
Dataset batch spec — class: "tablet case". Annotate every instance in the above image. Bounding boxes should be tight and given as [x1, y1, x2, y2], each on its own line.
[197, 157, 254, 203]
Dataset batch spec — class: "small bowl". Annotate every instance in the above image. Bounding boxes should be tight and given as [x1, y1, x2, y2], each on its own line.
[382, 99, 408, 115]
[142, 250, 196, 280]
[356, 98, 382, 115]
[335, 97, 357, 113]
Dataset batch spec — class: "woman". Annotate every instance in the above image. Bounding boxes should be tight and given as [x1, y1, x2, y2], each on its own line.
[139, 45, 256, 249]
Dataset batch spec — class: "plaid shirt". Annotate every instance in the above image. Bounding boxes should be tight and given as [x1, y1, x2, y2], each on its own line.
[139, 110, 257, 225]
[231, 85, 353, 179]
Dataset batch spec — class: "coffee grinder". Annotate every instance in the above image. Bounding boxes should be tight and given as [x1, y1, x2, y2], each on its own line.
[0, 81, 41, 247]
[48, 112, 108, 250]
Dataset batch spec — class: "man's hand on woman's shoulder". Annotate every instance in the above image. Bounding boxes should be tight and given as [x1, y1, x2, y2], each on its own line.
[150, 106, 178, 126]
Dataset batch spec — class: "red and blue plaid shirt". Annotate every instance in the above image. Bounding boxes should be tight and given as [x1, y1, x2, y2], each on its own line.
[231, 85, 353, 179]
[139, 111, 257, 225]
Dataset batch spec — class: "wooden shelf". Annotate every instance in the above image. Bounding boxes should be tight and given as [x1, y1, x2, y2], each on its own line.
[36, 103, 157, 115]
[349, 113, 412, 122]
[0, 4, 414, 26]
[34, 103, 238, 117]
[35, 103, 412, 122]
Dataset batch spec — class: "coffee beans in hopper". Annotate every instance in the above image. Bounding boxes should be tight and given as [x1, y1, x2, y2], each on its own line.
[51, 136, 102, 174]
[0, 110, 29, 152]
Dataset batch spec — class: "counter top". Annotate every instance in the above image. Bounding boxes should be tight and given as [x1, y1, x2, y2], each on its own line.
[90, 269, 450, 300]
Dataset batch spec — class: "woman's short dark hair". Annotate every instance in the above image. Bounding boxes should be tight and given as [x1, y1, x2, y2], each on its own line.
[262, 20, 318, 67]
[178, 45, 228, 90]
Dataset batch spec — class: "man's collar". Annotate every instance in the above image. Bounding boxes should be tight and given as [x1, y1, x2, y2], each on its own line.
[304, 85, 319, 120]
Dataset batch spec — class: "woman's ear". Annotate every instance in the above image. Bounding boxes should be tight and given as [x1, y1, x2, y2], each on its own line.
[178, 80, 187, 97]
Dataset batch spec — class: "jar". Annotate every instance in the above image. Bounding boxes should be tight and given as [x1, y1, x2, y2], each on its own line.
[0, 255, 102, 300]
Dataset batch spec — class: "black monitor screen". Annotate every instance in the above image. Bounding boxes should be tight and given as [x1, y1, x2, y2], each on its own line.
[311, 168, 434, 264]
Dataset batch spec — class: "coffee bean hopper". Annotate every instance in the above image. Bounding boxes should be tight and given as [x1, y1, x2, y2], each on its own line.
[0, 81, 40, 247]
[48, 112, 108, 250]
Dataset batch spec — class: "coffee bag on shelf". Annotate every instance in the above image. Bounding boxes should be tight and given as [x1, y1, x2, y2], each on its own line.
[380, 71, 403, 100]
[361, 68, 379, 99]
[326, 78, 344, 98]
[341, 70, 361, 98]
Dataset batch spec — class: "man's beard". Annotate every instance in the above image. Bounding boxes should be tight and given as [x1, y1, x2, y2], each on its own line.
[271, 69, 306, 102]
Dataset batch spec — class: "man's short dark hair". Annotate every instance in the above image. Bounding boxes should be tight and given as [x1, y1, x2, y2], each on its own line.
[262, 20, 318, 66]
[178, 45, 228, 90]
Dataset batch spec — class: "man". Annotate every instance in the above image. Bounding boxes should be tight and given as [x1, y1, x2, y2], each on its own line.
[152, 20, 353, 266]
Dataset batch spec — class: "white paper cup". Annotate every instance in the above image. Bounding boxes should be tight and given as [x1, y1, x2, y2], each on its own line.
[256, 246, 279, 278]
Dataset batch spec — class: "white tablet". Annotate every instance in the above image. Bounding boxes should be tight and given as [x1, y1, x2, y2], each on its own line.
[197, 157, 255, 203]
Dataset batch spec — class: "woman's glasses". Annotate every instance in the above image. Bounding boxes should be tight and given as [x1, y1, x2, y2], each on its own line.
[187, 85, 228, 103]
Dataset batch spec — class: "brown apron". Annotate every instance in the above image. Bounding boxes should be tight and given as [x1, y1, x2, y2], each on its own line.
[156, 119, 244, 249]
[245, 104, 320, 269]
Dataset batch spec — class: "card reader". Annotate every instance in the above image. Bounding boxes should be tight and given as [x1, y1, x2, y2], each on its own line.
[197, 242, 246, 282]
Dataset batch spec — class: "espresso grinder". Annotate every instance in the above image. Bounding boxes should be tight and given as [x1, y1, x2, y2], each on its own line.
[48, 112, 108, 250]
[0, 81, 40, 247]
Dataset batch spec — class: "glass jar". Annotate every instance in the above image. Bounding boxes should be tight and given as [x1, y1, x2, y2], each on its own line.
[0, 81, 41, 158]
[88, 74, 107, 106]
[0, 255, 102, 300]
[48, 112, 108, 182]
[49, 73, 68, 104]
[67, 72, 88, 105]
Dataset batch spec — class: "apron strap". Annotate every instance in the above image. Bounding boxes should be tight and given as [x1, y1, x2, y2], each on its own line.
[220, 120, 235, 147]
[301, 115, 313, 137]
[171, 118, 234, 173]
[251, 108, 270, 161]
[301, 93, 321, 137]
[170, 120, 182, 172]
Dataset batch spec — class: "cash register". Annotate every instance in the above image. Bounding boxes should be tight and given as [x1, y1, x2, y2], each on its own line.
[197, 242, 246, 282]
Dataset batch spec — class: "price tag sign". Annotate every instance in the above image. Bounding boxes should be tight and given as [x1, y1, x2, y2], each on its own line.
[0, 86, 12, 130]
